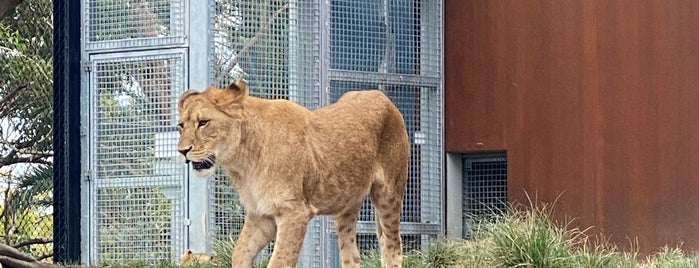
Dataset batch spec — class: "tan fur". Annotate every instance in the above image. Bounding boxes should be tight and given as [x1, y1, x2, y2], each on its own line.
[180, 249, 218, 265]
[177, 80, 409, 268]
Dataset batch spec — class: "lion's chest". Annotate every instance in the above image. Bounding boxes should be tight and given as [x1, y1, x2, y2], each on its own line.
[236, 181, 276, 216]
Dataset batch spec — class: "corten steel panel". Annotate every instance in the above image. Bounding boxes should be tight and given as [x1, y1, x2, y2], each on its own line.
[445, 0, 699, 254]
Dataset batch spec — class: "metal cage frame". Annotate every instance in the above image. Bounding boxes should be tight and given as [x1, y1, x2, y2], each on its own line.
[78, 0, 444, 266]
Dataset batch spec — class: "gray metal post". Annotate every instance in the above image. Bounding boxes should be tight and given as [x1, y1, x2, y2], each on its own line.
[187, 0, 212, 254]
[445, 153, 463, 237]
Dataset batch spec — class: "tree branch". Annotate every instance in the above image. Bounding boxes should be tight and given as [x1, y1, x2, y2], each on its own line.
[216, 3, 290, 85]
[0, 154, 52, 166]
[0, 243, 37, 263]
[0, 84, 27, 117]
[0, 256, 56, 268]
[0, 243, 57, 268]
[9, 127, 48, 151]
[35, 253, 52, 261]
[11, 238, 52, 249]
[2, 183, 11, 245]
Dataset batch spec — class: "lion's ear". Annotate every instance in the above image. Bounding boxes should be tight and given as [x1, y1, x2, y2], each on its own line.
[178, 90, 200, 110]
[211, 79, 249, 107]
[227, 79, 249, 95]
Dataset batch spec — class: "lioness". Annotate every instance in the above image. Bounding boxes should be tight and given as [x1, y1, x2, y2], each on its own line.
[180, 249, 218, 265]
[177, 80, 409, 268]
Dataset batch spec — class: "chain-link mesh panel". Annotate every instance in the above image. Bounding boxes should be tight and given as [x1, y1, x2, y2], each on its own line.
[329, 83, 424, 224]
[208, 0, 321, 265]
[328, 233, 431, 266]
[329, 0, 441, 78]
[462, 155, 508, 237]
[89, 51, 187, 264]
[206, 0, 440, 266]
[85, 0, 186, 50]
[208, 170, 243, 242]
[211, 0, 320, 106]
[325, 1, 442, 256]
[208, 170, 273, 263]
[328, 82, 442, 239]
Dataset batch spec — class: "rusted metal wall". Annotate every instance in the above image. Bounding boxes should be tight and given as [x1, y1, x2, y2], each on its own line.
[445, 0, 699, 254]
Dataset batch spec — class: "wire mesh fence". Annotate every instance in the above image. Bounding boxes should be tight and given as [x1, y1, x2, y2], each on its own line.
[76, 0, 443, 266]
[462, 154, 508, 238]
[324, 0, 443, 256]
[0, 0, 55, 263]
[81, 0, 190, 263]
[208, 1, 442, 267]
[208, 0, 321, 265]
[89, 51, 187, 264]
[84, 0, 186, 50]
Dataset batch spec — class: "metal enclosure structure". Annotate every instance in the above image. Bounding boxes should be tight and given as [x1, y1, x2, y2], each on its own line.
[80, 0, 443, 266]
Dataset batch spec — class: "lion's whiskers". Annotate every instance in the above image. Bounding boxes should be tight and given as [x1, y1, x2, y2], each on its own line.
[203, 155, 216, 165]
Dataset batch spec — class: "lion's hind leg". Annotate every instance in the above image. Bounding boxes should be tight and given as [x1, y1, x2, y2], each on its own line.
[333, 206, 362, 268]
[370, 181, 404, 268]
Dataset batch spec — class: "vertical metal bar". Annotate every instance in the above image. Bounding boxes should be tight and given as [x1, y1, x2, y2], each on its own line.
[87, 58, 98, 265]
[79, 65, 90, 264]
[318, 2, 332, 266]
[438, 0, 446, 237]
[288, 0, 301, 104]
[419, 86, 440, 249]
[445, 153, 463, 237]
[80, 3, 92, 264]
[53, 0, 82, 263]
[319, 0, 331, 107]
[187, 0, 212, 255]
[416, 0, 444, 249]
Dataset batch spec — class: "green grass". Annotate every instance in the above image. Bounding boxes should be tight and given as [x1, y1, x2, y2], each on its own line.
[80, 198, 699, 268]
[358, 197, 699, 268]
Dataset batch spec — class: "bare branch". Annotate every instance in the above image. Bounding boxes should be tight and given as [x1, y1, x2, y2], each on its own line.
[0, 256, 56, 268]
[11, 238, 52, 249]
[35, 253, 52, 261]
[216, 3, 290, 85]
[0, 84, 27, 117]
[2, 183, 11, 245]
[8, 128, 51, 152]
[0, 243, 57, 267]
[0, 154, 52, 166]
[0, 243, 37, 263]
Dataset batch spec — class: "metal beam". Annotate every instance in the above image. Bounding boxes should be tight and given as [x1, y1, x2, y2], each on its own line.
[53, 0, 82, 263]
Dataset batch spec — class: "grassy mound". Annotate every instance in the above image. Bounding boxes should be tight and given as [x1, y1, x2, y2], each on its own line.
[98, 199, 699, 268]
[359, 199, 699, 268]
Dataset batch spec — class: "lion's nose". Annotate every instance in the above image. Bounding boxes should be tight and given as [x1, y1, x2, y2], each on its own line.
[178, 147, 192, 157]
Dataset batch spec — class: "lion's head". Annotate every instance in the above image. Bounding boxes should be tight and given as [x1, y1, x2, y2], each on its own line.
[176, 79, 249, 177]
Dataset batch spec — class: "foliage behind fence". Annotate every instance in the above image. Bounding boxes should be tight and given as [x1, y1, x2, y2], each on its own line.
[0, 0, 55, 262]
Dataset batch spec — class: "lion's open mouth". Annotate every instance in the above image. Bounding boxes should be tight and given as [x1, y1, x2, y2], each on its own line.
[189, 155, 216, 170]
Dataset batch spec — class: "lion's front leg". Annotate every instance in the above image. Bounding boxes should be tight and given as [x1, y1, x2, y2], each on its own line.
[266, 206, 316, 268]
[231, 213, 276, 268]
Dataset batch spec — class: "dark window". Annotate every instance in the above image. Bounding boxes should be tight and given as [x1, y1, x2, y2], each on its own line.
[462, 153, 508, 238]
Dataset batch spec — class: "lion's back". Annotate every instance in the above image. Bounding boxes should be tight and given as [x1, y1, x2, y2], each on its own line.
[312, 90, 400, 139]
[308, 90, 406, 166]
[298, 90, 408, 214]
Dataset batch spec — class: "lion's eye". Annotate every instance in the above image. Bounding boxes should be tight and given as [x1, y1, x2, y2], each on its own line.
[198, 120, 210, 128]
[177, 122, 184, 130]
